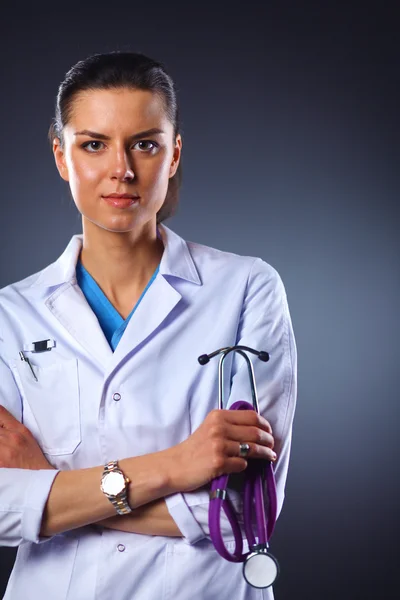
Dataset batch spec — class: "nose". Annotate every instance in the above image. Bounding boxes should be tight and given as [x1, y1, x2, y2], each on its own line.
[110, 148, 135, 182]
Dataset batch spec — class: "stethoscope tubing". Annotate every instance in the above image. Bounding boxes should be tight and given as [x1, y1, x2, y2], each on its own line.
[208, 400, 277, 562]
[199, 344, 279, 585]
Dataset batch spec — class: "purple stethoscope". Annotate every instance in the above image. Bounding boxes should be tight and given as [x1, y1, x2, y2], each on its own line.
[198, 345, 279, 589]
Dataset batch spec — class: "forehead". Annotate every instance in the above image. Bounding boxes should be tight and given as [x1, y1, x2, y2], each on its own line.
[67, 88, 171, 131]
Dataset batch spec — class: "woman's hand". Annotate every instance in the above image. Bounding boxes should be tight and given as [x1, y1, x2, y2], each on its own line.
[0, 405, 54, 470]
[167, 409, 276, 494]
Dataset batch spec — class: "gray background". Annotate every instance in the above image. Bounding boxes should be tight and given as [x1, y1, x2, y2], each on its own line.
[0, 2, 399, 599]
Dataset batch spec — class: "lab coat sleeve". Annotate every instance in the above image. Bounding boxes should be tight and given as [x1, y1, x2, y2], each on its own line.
[0, 334, 60, 547]
[165, 258, 297, 544]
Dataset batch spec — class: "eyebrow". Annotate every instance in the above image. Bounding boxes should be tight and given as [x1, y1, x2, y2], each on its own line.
[74, 127, 165, 141]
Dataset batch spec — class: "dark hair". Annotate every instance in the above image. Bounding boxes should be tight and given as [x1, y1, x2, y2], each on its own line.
[48, 51, 182, 223]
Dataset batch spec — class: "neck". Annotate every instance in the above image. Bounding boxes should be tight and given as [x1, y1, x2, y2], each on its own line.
[79, 219, 164, 306]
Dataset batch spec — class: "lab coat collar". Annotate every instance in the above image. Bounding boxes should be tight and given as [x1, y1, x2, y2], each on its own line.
[158, 225, 201, 285]
[29, 224, 201, 290]
[25, 225, 201, 371]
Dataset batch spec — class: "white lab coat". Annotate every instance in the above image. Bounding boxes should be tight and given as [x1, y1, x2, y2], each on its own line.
[0, 224, 297, 600]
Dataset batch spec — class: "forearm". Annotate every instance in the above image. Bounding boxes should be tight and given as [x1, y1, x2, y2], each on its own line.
[97, 498, 182, 537]
[40, 450, 176, 537]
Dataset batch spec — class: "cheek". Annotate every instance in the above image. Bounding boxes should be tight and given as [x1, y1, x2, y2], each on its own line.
[145, 155, 172, 191]
[68, 157, 102, 194]
[74, 163, 100, 183]
[144, 171, 170, 206]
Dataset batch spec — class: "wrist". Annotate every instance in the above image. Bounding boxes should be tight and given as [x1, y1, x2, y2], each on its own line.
[119, 449, 179, 509]
[100, 460, 132, 515]
[161, 445, 185, 496]
[161, 444, 184, 494]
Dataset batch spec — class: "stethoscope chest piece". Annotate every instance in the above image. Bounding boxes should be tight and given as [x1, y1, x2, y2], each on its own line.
[243, 547, 279, 589]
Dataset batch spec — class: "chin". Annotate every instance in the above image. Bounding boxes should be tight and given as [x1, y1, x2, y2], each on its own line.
[82, 214, 137, 234]
[102, 222, 140, 234]
[83, 208, 159, 235]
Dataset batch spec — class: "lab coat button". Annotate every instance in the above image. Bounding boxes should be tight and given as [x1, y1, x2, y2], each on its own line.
[117, 544, 125, 552]
[112, 392, 121, 402]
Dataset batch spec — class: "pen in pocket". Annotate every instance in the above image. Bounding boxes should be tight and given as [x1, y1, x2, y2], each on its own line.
[19, 351, 38, 382]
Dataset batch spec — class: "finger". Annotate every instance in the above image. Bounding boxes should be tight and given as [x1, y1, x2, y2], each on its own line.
[219, 409, 273, 435]
[226, 424, 275, 450]
[223, 457, 249, 474]
[225, 439, 277, 462]
[0, 405, 22, 429]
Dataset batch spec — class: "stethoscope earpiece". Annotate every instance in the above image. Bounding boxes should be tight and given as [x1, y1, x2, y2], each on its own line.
[197, 354, 210, 365]
[257, 350, 270, 362]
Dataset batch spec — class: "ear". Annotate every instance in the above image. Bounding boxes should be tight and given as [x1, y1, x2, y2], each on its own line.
[53, 137, 70, 182]
[169, 134, 182, 179]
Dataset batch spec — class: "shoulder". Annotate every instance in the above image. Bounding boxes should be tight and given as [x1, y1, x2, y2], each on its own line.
[186, 237, 285, 295]
[0, 270, 45, 352]
[0, 268, 44, 309]
[0, 251, 64, 339]
[0, 234, 80, 314]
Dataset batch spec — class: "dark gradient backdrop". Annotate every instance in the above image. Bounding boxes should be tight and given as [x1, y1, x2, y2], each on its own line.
[0, 3, 398, 599]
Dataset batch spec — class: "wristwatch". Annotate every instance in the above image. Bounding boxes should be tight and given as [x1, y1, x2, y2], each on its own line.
[100, 460, 132, 515]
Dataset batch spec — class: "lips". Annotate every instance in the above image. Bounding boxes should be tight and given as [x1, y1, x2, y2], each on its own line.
[102, 194, 140, 209]
[103, 194, 139, 208]
[104, 193, 140, 199]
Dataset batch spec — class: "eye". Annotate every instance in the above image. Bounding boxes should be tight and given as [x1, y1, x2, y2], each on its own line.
[81, 141, 105, 153]
[134, 140, 158, 152]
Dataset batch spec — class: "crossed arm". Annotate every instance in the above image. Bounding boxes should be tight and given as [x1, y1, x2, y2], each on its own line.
[97, 498, 183, 537]
[41, 465, 184, 538]
[0, 404, 275, 540]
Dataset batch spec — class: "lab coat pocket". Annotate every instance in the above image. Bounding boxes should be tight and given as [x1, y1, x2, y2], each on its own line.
[164, 540, 267, 600]
[11, 357, 81, 455]
[4, 536, 79, 600]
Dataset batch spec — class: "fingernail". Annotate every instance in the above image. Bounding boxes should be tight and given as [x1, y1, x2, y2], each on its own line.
[272, 452, 277, 461]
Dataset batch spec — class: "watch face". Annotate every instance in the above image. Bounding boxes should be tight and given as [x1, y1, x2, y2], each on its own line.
[102, 471, 125, 495]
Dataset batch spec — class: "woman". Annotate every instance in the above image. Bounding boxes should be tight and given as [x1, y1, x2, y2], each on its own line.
[0, 52, 297, 599]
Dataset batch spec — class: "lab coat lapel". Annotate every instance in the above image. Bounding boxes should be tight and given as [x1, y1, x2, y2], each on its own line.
[106, 225, 201, 372]
[28, 227, 200, 374]
[45, 282, 113, 370]
[107, 274, 181, 372]
[29, 234, 113, 370]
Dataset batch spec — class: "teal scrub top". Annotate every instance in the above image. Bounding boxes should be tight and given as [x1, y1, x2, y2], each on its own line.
[76, 260, 160, 351]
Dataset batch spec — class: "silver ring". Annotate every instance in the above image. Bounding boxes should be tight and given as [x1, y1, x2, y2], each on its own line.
[239, 442, 250, 458]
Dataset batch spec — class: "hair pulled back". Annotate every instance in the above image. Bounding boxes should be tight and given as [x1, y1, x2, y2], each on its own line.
[48, 51, 182, 223]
